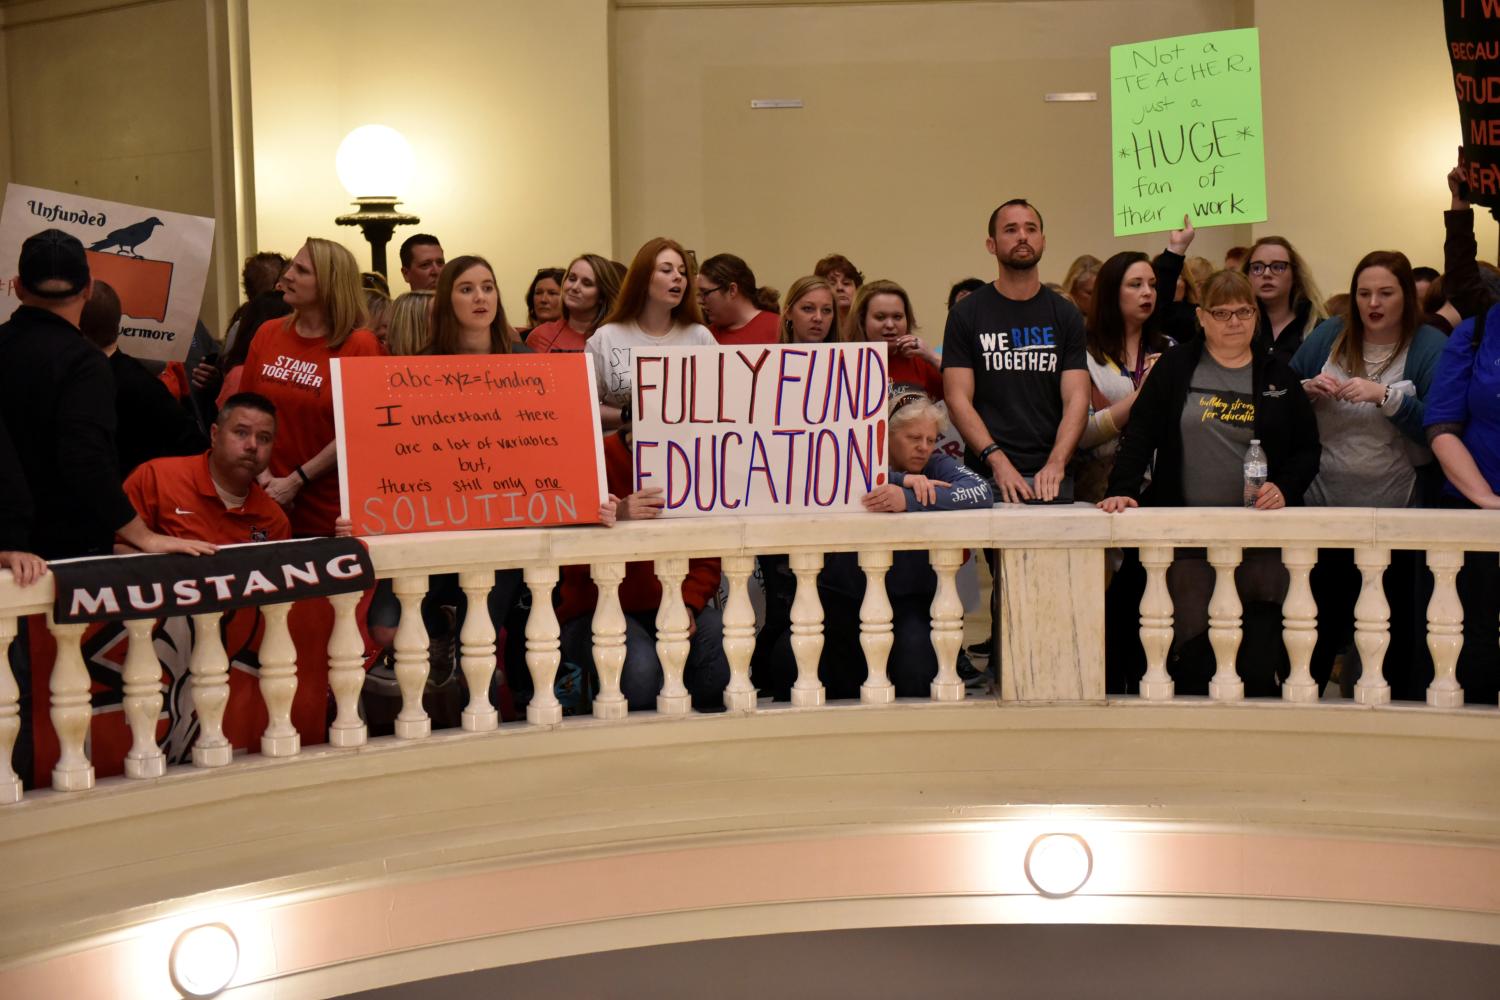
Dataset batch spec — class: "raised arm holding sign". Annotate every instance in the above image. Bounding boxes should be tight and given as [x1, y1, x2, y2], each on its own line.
[1110, 28, 1268, 236]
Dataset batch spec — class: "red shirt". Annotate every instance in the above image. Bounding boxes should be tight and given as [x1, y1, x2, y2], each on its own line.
[527, 318, 589, 353]
[124, 451, 291, 544]
[238, 317, 384, 536]
[158, 361, 191, 401]
[888, 351, 944, 401]
[711, 310, 780, 346]
[555, 434, 721, 623]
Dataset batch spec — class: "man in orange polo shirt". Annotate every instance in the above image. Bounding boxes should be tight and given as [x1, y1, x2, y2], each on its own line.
[122, 392, 290, 546]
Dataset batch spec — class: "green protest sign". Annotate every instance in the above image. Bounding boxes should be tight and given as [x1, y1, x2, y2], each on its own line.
[1110, 28, 1267, 236]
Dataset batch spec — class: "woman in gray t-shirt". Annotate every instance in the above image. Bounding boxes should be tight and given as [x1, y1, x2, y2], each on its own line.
[1290, 250, 1447, 698]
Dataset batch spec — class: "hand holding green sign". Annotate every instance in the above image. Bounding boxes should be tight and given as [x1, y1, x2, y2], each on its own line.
[1110, 28, 1267, 236]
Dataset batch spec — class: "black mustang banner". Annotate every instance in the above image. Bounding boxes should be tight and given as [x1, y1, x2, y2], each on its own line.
[30, 540, 374, 784]
[49, 538, 373, 624]
[1446, 0, 1500, 208]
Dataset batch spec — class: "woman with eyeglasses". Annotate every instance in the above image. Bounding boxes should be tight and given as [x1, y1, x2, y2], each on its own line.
[587, 237, 715, 429]
[696, 253, 781, 345]
[1242, 236, 1327, 365]
[1099, 270, 1320, 696]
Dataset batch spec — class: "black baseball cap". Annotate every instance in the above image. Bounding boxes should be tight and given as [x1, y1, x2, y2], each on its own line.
[18, 228, 90, 298]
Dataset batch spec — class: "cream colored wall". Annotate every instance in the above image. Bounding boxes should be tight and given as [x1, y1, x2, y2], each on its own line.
[612, 1, 1251, 341]
[1254, 0, 1494, 297]
[247, 0, 613, 314]
[1, 0, 225, 326]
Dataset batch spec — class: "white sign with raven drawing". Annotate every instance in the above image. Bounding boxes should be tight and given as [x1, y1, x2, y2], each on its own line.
[0, 184, 215, 363]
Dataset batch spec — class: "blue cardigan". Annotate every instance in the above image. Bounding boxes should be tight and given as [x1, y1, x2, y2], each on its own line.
[1289, 317, 1446, 445]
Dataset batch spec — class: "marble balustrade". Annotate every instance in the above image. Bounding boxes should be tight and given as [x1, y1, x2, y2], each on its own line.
[0, 506, 1495, 803]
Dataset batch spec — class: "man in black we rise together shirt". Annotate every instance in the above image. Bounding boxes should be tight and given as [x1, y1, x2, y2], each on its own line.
[942, 198, 1089, 504]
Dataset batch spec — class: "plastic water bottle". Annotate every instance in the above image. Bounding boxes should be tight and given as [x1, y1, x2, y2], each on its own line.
[1243, 439, 1268, 508]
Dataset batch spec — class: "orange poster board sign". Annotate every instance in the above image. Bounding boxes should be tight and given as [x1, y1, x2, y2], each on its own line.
[85, 250, 173, 322]
[332, 353, 608, 536]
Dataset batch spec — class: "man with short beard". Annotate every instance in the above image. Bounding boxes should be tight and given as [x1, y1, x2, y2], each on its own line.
[120, 393, 290, 547]
[941, 199, 1089, 505]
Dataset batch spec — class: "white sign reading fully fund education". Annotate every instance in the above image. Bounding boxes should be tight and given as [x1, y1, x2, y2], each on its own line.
[631, 343, 891, 517]
[0, 184, 215, 363]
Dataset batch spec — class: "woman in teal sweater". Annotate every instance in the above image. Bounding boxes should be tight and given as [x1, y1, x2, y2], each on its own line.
[1289, 250, 1446, 698]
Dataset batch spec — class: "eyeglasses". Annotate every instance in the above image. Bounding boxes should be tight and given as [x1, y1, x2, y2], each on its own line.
[696, 285, 724, 301]
[1247, 261, 1291, 276]
[1206, 306, 1256, 323]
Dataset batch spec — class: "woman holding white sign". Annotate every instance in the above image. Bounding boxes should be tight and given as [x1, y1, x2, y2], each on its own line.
[587, 237, 715, 430]
[240, 238, 383, 537]
[1241, 236, 1327, 366]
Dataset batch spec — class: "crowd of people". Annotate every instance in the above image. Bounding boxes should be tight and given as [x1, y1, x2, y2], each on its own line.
[2, 164, 1499, 750]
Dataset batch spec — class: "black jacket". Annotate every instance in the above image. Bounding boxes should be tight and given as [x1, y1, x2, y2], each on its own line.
[0, 306, 138, 558]
[0, 418, 33, 552]
[109, 350, 208, 477]
[1105, 338, 1321, 506]
[1253, 297, 1316, 368]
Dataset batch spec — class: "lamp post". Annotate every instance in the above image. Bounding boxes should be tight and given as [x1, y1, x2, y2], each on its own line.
[333, 125, 420, 279]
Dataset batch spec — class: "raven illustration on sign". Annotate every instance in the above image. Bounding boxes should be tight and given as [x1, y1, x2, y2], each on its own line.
[89, 216, 164, 258]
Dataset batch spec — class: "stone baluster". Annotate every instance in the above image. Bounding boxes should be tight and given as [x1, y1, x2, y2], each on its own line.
[46, 616, 93, 791]
[929, 548, 966, 702]
[720, 555, 758, 713]
[0, 615, 21, 803]
[1426, 549, 1465, 708]
[457, 572, 498, 732]
[655, 558, 693, 715]
[1352, 547, 1392, 707]
[189, 612, 232, 767]
[1280, 547, 1319, 703]
[1207, 546, 1244, 702]
[121, 618, 166, 778]
[326, 592, 368, 747]
[524, 565, 563, 726]
[590, 562, 628, 720]
[858, 549, 895, 705]
[392, 575, 432, 739]
[1138, 546, 1175, 701]
[258, 602, 300, 757]
[788, 551, 826, 707]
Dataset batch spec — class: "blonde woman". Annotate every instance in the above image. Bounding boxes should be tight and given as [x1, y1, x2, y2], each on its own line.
[778, 275, 842, 345]
[845, 279, 942, 399]
[240, 237, 383, 536]
[1064, 254, 1102, 317]
[1242, 235, 1327, 364]
[384, 290, 434, 356]
[528, 254, 625, 354]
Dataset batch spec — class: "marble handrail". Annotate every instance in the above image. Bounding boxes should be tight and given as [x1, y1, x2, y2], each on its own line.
[0, 505, 1495, 803]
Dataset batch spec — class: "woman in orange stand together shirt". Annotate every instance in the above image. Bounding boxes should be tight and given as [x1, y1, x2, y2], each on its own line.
[239, 237, 384, 536]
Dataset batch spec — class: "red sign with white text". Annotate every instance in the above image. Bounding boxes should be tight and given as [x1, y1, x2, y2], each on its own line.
[332, 354, 608, 536]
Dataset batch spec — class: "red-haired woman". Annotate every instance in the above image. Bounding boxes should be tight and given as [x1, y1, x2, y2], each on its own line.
[586, 237, 715, 429]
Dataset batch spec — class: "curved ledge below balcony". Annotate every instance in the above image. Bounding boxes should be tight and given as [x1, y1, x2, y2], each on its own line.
[3, 699, 1500, 998]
